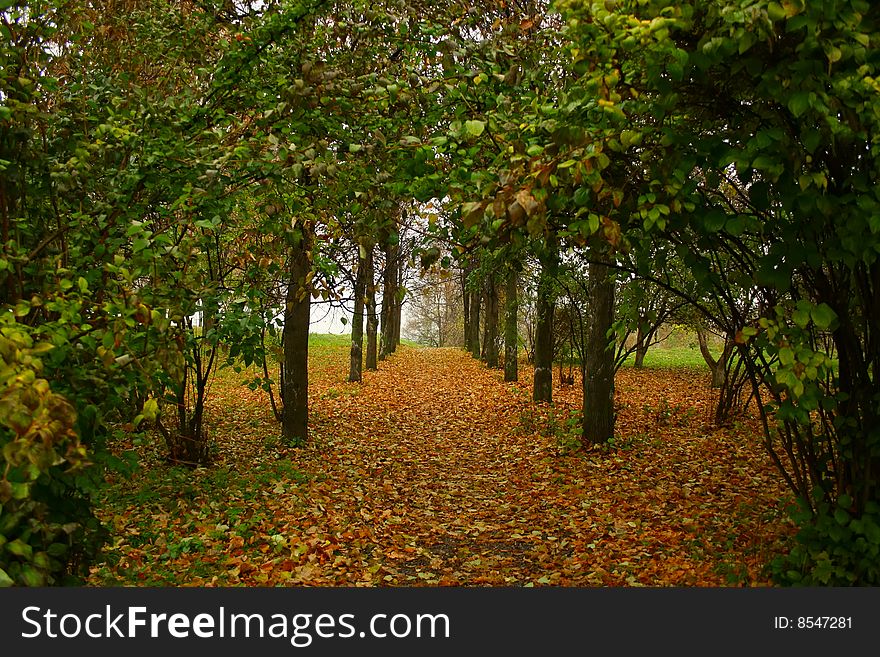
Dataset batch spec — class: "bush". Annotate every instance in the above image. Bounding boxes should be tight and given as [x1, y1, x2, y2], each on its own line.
[0, 321, 106, 586]
[772, 496, 880, 586]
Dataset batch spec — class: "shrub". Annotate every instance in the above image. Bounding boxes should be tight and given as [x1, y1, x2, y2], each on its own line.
[0, 320, 105, 586]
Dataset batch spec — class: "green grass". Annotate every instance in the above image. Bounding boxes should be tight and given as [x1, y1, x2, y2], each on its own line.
[307, 332, 352, 348]
[620, 346, 712, 369]
[308, 332, 418, 349]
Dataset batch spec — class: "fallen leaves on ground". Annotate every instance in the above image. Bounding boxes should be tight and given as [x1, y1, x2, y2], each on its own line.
[89, 346, 794, 587]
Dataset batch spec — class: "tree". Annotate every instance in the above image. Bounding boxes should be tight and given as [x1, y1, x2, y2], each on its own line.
[280, 220, 312, 445]
[482, 273, 500, 368]
[552, 0, 880, 583]
[582, 256, 616, 444]
[503, 264, 519, 382]
[348, 245, 367, 383]
[365, 244, 379, 370]
[532, 243, 557, 403]
[405, 265, 463, 347]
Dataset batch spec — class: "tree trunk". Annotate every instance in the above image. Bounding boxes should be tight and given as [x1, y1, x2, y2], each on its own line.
[348, 248, 366, 383]
[582, 258, 615, 444]
[392, 259, 402, 351]
[365, 245, 378, 370]
[504, 266, 519, 382]
[282, 223, 311, 446]
[697, 328, 731, 388]
[533, 259, 555, 403]
[462, 267, 471, 350]
[435, 288, 444, 347]
[469, 284, 481, 359]
[380, 240, 397, 360]
[634, 324, 648, 369]
[484, 275, 499, 368]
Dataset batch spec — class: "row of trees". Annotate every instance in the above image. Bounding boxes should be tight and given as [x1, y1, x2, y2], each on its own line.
[2, 0, 878, 585]
[407, 249, 730, 385]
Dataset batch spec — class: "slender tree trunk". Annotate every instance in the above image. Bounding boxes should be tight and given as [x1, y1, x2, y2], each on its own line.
[462, 267, 471, 350]
[484, 275, 499, 367]
[392, 259, 403, 351]
[582, 258, 615, 444]
[634, 324, 648, 369]
[365, 245, 378, 370]
[348, 248, 366, 383]
[469, 284, 481, 359]
[282, 223, 311, 445]
[504, 266, 519, 382]
[480, 283, 489, 360]
[435, 289, 444, 347]
[533, 259, 555, 403]
[380, 241, 397, 360]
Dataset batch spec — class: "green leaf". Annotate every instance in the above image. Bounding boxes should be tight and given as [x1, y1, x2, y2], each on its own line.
[6, 538, 33, 558]
[13, 300, 30, 317]
[788, 91, 812, 118]
[810, 304, 837, 330]
[463, 120, 485, 137]
[751, 155, 777, 171]
[33, 551, 51, 569]
[20, 565, 45, 587]
[767, 1, 786, 21]
[10, 482, 29, 500]
[778, 347, 795, 366]
[0, 567, 13, 587]
[702, 209, 726, 233]
[142, 397, 159, 422]
[46, 542, 68, 557]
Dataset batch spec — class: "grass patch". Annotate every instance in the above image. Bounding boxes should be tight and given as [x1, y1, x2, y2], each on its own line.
[621, 346, 711, 369]
[308, 333, 352, 348]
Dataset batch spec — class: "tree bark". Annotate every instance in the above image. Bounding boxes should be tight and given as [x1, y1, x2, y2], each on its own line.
[582, 258, 615, 444]
[380, 240, 399, 360]
[461, 267, 471, 350]
[469, 283, 481, 359]
[504, 266, 519, 382]
[634, 324, 648, 369]
[365, 245, 378, 370]
[392, 258, 403, 351]
[348, 247, 366, 383]
[533, 258, 555, 403]
[484, 275, 499, 368]
[282, 222, 312, 446]
[480, 282, 489, 361]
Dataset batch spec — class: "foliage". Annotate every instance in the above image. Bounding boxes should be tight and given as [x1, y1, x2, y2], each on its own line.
[773, 496, 880, 585]
[0, 315, 106, 586]
[3, 0, 879, 586]
[451, 0, 879, 584]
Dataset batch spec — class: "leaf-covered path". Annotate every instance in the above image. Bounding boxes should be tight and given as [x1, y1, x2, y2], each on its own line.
[298, 347, 561, 585]
[91, 346, 793, 587]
